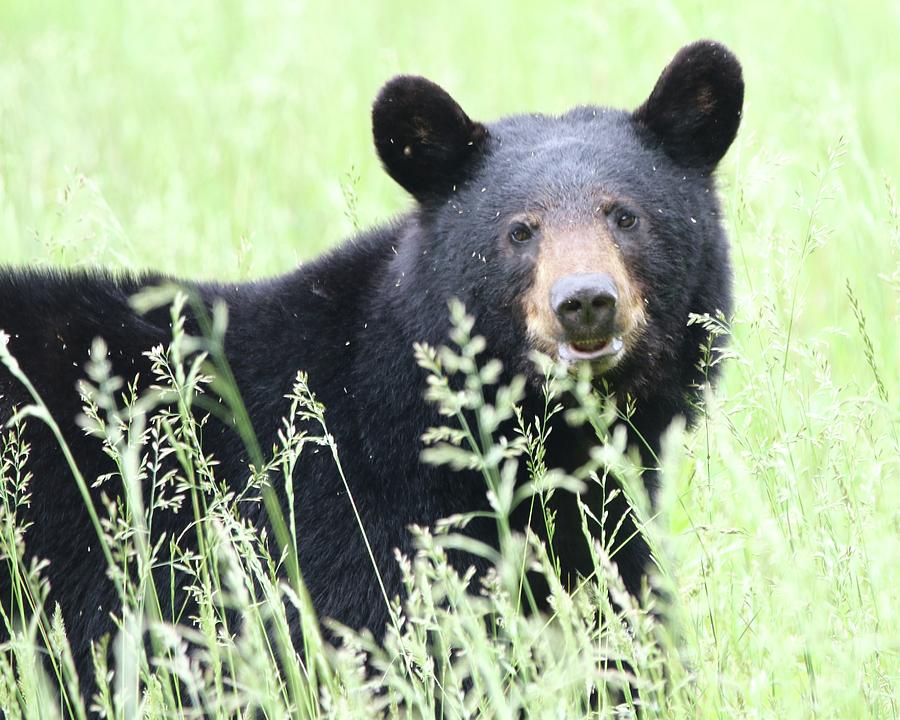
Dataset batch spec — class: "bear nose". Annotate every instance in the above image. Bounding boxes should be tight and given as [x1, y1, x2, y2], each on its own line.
[550, 273, 618, 338]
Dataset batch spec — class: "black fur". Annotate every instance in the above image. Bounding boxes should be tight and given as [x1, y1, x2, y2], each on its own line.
[373, 75, 488, 200]
[633, 40, 744, 169]
[0, 41, 742, 701]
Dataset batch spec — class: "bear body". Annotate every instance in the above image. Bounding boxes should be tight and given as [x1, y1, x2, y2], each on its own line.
[0, 40, 743, 697]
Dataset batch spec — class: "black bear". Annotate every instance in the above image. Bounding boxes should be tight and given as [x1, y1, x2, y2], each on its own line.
[0, 40, 742, 698]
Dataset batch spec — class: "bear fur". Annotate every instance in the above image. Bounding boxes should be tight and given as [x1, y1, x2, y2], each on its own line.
[0, 40, 743, 698]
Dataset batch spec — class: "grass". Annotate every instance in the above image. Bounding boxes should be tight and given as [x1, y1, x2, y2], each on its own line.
[0, 0, 898, 717]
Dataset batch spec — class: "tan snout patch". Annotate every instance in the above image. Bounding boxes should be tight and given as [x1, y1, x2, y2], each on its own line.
[523, 224, 646, 358]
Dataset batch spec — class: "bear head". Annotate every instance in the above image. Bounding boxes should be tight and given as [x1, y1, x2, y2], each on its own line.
[372, 40, 743, 403]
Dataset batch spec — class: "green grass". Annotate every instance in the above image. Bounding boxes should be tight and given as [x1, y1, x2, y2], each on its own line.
[0, 1, 898, 717]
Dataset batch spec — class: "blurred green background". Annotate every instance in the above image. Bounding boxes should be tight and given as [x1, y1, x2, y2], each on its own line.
[0, 2, 897, 716]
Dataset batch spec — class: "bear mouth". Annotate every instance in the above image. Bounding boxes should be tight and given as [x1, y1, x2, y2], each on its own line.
[558, 335, 624, 365]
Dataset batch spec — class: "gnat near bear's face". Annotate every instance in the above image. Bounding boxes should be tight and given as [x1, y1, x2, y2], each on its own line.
[372, 41, 743, 381]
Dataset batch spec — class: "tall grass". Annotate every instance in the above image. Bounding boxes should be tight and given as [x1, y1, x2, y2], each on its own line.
[1, 1, 898, 718]
[1, 298, 666, 717]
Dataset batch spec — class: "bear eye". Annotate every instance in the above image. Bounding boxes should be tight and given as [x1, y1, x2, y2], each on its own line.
[509, 223, 533, 244]
[616, 210, 638, 230]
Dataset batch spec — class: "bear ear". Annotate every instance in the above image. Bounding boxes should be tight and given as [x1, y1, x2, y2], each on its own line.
[372, 76, 487, 201]
[632, 40, 744, 169]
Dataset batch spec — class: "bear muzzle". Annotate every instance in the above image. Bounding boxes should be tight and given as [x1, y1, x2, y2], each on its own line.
[550, 272, 626, 367]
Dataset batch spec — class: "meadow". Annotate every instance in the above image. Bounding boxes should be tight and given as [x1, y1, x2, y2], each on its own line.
[0, 1, 897, 717]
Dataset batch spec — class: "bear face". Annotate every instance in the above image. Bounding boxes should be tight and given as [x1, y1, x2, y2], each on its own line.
[373, 40, 743, 402]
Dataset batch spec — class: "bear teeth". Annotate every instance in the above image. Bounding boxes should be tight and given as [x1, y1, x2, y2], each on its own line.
[558, 336, 624, 366]
[571, 337, 610, 353]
